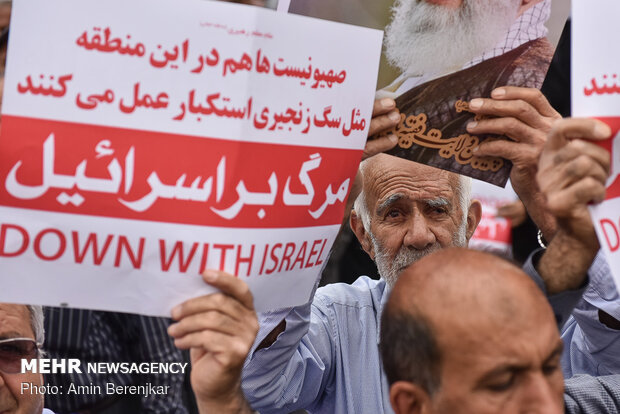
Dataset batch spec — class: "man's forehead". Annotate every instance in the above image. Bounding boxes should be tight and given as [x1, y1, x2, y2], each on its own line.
[365, 160, 458, 204]
[429, 287, 560, 365]
[0, 303, 33, 338]
[437, 318, 563, 379]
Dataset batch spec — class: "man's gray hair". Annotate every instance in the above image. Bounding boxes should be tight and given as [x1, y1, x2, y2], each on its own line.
[26, 305, 45, 346]
[353, 172, 472, 232]
[456, 174, 472, 224]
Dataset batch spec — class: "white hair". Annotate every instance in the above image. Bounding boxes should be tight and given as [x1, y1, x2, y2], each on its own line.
[26, 305, 45, 346]
[457, 174, 472, 225]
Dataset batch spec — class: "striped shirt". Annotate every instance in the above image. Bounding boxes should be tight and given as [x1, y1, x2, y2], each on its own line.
[43, 308, 189, 413]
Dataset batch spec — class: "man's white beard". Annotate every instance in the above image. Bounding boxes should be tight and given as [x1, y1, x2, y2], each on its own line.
[384, 0, 521, 76]
[371, 222, 468, 288]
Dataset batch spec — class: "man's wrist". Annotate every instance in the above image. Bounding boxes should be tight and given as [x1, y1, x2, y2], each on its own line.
[538, 228, 597, 294]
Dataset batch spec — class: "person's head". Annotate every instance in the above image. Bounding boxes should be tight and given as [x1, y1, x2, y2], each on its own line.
[384, 0, 546, 75]
[380, 248, 565, 414]
[0, 303, 45, 414]
[350, 154, 481, 287]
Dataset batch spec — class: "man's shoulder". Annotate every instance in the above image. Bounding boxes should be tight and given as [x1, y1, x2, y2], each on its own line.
[564, 375, 620, 413]
[314, 276, 387, 310]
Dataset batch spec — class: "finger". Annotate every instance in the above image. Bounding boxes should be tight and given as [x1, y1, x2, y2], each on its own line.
[496, 205, 516, 218]
[362, 134, 398, 160]
[174, 329, 231, 351]
[174, 331, 251, 365]
[372, 98, 396, 117]
[551, 139, 611, 175]
[467, 116, 543, 144]
[546, 177, 607, 215]
[168, 310, 252, 338]
[203, 270, 254, 310]
[368, 110, 401, 137]
[496, 203, 526, 227]
[172, 291, 249, 322]
[552, 155, 609, 191]
[467, 98, 550, 130]
[475, 139, 538, 164]
[177, 333, 253, 369]
[496, 201, 524, 218]
[489, 87, 559, 118]
[547, 118, 612, 151]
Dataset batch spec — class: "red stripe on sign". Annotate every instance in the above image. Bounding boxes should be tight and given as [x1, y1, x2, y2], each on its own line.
[472, 213, 511, 244]
[0, 115, 362, 228]
[595, 117, 620, 201]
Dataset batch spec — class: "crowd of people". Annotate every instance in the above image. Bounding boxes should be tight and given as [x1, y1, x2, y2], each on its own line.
[1, 0, 619, 413]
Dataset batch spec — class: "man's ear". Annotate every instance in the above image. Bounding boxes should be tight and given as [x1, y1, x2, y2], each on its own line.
[390, 381, 432, 414]
[350, 209, 374, 259]
[465, 200, 482, 241]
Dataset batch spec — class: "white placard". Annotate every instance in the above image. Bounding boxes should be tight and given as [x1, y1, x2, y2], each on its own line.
[0, 0, 383, 315]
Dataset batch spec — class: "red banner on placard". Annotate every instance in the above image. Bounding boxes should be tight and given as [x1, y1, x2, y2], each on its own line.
[0, 115, 361, 228]
[594, 117, 620, 201]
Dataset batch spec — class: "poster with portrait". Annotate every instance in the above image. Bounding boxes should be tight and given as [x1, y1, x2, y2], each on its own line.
[380, 0, 555, 187]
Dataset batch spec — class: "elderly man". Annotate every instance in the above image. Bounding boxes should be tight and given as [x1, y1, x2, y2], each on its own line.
[381, 248, 620, 414]
[236, 149, 593, 413]
[232, 114, 614, 414]
[0, 303, 54, 414]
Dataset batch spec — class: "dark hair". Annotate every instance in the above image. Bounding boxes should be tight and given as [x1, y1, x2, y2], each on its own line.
[379, 305, 442, 395]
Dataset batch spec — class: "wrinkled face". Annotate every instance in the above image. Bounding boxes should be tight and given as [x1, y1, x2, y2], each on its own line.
[0, 304, 44, 414]
[429, 307, 565, 414]
[364, 162, 469, 286]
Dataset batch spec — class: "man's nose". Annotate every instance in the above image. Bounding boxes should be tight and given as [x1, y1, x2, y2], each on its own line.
[402, 211, 436, 250]
[520, 374, 564, 414]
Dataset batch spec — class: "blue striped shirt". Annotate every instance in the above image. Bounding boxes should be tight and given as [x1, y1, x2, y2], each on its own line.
[43, 308, 189, 413]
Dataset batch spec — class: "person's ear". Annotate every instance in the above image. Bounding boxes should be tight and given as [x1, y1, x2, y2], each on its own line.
[390, 381, 432, 414]
[350, 210, 374, 259]
[465, 200, 482, 241]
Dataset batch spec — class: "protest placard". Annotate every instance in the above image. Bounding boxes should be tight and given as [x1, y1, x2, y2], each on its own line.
[0, 0, 383, 315]
[573, 0, 620, 293]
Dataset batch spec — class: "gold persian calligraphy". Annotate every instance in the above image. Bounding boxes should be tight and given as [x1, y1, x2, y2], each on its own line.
[390, 101, 503, 172]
